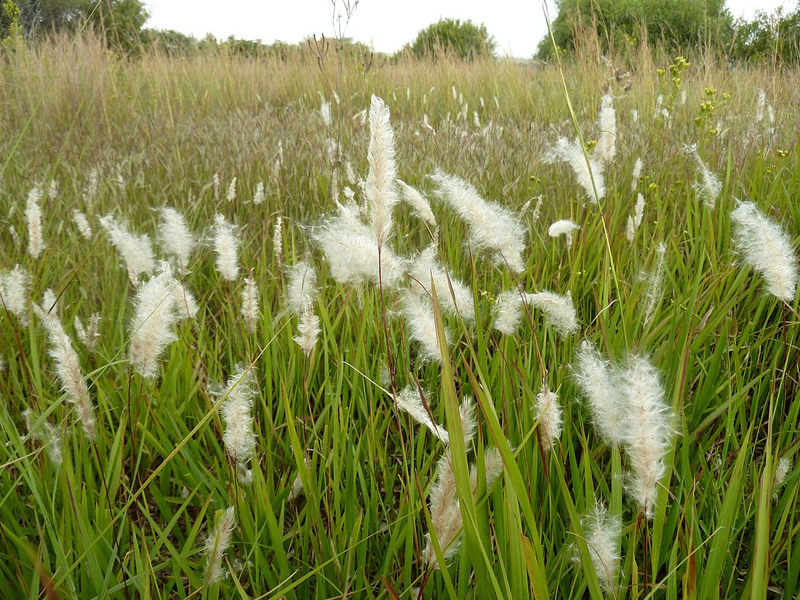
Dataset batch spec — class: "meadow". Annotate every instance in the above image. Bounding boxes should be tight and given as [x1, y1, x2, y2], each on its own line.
[1, 32, 799, 599]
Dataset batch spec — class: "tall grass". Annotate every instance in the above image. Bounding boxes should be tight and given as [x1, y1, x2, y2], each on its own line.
[0, 32, 799, 599]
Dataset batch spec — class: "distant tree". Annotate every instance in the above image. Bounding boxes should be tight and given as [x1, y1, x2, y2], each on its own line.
[84, 0, 148, 54]
[729, 5, 800, 63]
[409, 18, 496, 60]
[536, 0, 733, 59]
[143, 28, 197, 56]
[1, 0, 88, 37]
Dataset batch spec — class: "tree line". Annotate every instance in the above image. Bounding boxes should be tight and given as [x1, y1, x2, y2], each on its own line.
[2, 0, 800, 63]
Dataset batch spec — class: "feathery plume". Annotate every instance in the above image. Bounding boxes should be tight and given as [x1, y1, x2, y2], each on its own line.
[172, 282, 199, 320]
[397, 179, 437, 230]
[294, 305, 320, 356]
[285, 261, 317, 316]
[72, 210, 92, 239]
[423, 447, 503, 568]
[644, 243, 667, 325]
[773, 457, 791, 495]
[23, 410, 63, 466]
[158, 208, 195, 272]
[37, 302, 96, 441]
[631, 157, 643, 192]
[529, 196, 544, 225]
[26, 185, 45, 258]
[688, 145, 722, 208]
[213, 172, 220, 203]
[410, 246, 475, 321]
[573, 341, 625, 446]
[0, 265, 30, 324]
[99, 214, 155, 284]
[204, 507, 236, 584]
[396, 386, 449, 443]
[431, 170, 526, 272]
[226, 176, 237, 202]
[618, 354, 674, 519]
[730, 200, 797, 302]
[535, 384, 562, 452]
[129, 263, 180, 378]
[273, 216, 283, 267]
[401, 291, 450, 363]
[366, 95, 399, 245]
[74, 313, 100, 352]
[626, 193, 646, 243]
[213, 214, 240, 281]
[218, 366, 257, 484]
[312, 203, 407, 288]
[756, 89, 766, 122]
[492, 290, 523, 336]
[546, 138, 606, 202]
[548, 219, 580, 250]
[581, 501, 621, 594]
[241, 276, 259, 332]
[253, 181, 265, 205]
[525, 291, 579, 338]
[595, 94, 617, 165]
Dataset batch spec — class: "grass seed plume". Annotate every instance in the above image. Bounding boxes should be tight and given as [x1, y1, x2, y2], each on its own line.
[730, 200, 798, 302]
[431, 170, 526, 273]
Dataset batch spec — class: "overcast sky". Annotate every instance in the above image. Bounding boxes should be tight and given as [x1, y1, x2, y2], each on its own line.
[144, 0, 796, 59]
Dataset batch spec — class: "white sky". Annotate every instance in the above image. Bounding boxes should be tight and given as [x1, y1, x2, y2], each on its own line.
[144, 0, 796, 59]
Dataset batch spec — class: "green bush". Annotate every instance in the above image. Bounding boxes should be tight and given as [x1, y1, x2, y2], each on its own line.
[409, 18, 495, 60]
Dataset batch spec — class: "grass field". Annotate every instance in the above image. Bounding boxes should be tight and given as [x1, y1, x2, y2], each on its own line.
[1, 33, 799, 599]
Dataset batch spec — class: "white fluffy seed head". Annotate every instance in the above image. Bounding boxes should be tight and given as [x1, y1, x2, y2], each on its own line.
[241, 277, 259, 332]
[395, 386, 449, 443]
[226, 176, 237, 202]
[423, 446, 503, 568]
[286, 261, 317, 316]
[218, 366, 256, 469]
[158, 208, 195, 272]
[99, 215, 156, 284]
[72, 210, 92, 239]
[631, 157, 644, 192]
[524, 291, 579, 338]
[492, 290, 524, 336]
[129, 263, 180, 378]
[689, 146, 722, 208]
[431, 170, 526, 273]
[213, 214, 240, 281]
[397, 179, 437, 229]
[548, 219, 580, 249]
[38, 307, 96, 441]
[172, 282, 199, 320]
[535, 384, 562, 452]
[294, 305, 320, 356]
[366, 95, 399, 245]
[730, 200, 798, 302]
[74, 313, 100, 352]
[0, 265, 30, 324]
[312, 203, 407, 288]
[26, 185, 45, 258]
[273, 215, 283, 267]
[595, 94, 617, 165]
[581, 501, 621, 594]
[204, 506, 236, 583]
[573, 341, 625, 446]
[253, 181, 265, 205]
[410, 246, 475, 322]
[401, 290, 450, 363]
[644, 243, 667, 325]
[546, 138, 606, 202]
[618, 354, 674, 519]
